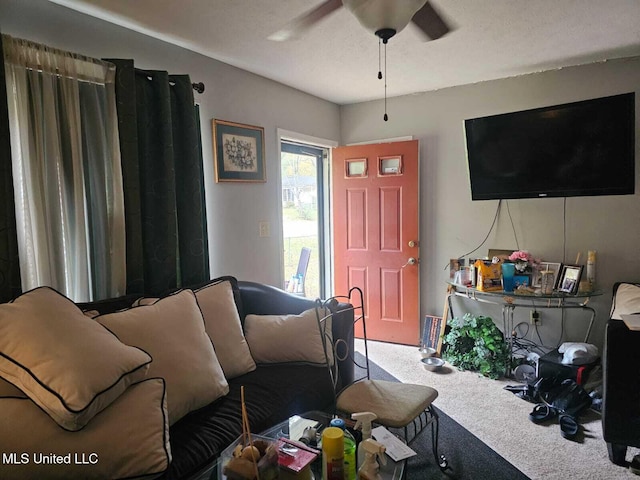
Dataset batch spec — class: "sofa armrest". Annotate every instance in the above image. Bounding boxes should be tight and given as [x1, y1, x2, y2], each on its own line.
[238, 281, 355, 390]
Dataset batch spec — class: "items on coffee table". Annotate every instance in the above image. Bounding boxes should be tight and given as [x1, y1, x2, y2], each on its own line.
[223, 387, 278, 480]
[322, 427, 345, 480]
[277, 437, 319, 480]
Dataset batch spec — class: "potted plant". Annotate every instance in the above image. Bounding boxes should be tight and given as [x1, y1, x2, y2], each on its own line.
[442, 313, 510, 379]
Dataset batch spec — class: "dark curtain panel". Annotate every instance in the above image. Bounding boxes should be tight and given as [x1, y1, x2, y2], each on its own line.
[0, 36, 22, 302]
[108, 59, 209, 295]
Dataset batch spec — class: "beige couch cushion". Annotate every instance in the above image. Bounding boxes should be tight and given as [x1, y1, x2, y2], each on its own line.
[194, 280, 256, 378]
[132, 279, 256, 379]
[0, 287, 151, 431]
[98, 289, 229, 425]
[245, 307, 332, 365]
[0, 377, 171, 479]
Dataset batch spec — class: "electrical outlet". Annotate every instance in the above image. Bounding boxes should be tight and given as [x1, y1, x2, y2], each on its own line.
[530, 310, 541, 325]
[259, 221, 270, 238]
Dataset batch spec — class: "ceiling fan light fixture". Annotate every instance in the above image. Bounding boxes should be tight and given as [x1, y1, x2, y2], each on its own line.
[375, 28, 396, 43]
[343, 0, 428, 37]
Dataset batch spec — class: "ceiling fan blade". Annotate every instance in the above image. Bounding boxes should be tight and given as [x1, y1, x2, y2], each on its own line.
[411, 1, 451, 40]
[268, 0, 343, 41]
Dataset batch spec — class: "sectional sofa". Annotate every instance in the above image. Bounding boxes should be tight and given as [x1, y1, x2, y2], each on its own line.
[0, 277, 354, 479]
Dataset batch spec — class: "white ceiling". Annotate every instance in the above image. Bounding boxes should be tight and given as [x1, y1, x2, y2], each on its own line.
[49, 0, 640, 105]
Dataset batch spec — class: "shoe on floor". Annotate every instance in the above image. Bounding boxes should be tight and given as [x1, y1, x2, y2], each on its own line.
[529, 403, 557, 424]
[630, 454, 640, 475]
[559, 414, 579, 440]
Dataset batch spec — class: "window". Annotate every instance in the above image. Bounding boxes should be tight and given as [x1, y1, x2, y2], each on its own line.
[281, 141, 328, 299]
[3, 35, 124, 301]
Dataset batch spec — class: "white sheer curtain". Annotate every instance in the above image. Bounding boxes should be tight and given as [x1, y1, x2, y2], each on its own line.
[2, 34, 125, 302]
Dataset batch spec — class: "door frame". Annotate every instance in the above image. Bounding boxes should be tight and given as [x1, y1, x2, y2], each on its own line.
[277, 129, 338, 296]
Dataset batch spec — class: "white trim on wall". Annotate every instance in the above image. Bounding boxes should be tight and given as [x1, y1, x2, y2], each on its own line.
[278, 128, 339, 149]
[347, 135, 414, 146]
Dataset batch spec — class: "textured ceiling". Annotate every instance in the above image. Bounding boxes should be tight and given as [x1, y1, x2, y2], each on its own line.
[49, 0, 640, 105]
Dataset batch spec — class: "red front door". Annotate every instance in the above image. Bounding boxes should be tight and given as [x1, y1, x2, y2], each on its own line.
[332, 140, 420, 345]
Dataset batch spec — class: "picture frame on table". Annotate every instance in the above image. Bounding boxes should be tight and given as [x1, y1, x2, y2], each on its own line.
[213, 119, 265, 183]
[532, 262, 562, 288]
[556, 264, 583, 294]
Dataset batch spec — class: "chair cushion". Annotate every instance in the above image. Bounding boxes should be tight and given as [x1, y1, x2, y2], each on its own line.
[0, 286, 151, 431]
[0, 377, 171, 479]
[97, 289, 229, 425]
[244, 307, 332, 365]
[337, 379, 438, 428]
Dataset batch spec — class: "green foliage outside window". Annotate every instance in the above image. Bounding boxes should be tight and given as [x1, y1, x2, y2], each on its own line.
[443, 313, 510, 379]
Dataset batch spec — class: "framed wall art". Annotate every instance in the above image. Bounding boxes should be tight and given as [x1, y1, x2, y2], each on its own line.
[213, 119, 265, 182]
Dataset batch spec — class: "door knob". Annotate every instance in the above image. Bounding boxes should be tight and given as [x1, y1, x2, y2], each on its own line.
[408, 240, 418, 248]
[402, 257, 418, 268]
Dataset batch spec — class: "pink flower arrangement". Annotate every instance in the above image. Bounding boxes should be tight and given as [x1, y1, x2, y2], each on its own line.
[508, 250, 540, 272]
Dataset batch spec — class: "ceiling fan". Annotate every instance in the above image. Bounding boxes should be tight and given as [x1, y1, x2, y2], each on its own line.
[269, 0, 452, 44]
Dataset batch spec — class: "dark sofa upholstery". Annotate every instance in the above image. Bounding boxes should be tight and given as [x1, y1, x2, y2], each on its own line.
[78, 280, 354, 480]
[602, 281, 640, 465]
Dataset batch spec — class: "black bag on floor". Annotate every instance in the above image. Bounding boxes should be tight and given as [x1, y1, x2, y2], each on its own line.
[543, 378, 592, 417]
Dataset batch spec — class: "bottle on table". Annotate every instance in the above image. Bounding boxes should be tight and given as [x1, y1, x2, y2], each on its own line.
[352, 412, 377, 468]
[322, 426, 344, 480]
[357, 439, 386, 480]
[330, 418, 356, 480]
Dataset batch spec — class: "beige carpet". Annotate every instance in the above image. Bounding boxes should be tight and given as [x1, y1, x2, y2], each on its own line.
[358, 340, 639, 480]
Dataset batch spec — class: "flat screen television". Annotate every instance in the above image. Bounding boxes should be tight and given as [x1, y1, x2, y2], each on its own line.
[464, 93, 636, 200]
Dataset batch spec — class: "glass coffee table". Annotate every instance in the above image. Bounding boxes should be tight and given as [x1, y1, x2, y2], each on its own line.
[206, 410, 406, 480]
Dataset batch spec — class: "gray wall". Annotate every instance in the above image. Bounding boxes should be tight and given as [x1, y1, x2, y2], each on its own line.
[3, 1, 638, 350]
[341, 58, 640, 350]
[0, 0, 341, 287]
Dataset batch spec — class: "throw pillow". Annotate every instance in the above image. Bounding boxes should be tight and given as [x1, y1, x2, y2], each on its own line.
[0, 377, 171, 479]
[610, 283, 640, 320]
[97, 289, 229, 425]
[130, 277, 255, 379]
[244, 307, 333, 365]
[0, 286, 152, 431]
[194, 279, 256, 378]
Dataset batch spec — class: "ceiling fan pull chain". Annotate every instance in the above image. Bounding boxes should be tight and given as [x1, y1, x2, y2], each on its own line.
[378, 37, 382, 80]
[383, 42, 388, 121]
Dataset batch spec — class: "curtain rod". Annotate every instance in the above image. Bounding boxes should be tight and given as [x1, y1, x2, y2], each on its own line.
[134, 68, 204, 94]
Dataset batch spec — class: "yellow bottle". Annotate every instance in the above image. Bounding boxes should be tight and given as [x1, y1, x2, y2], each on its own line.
[322, 426, 344, 480]
[330, 418, 356, 480]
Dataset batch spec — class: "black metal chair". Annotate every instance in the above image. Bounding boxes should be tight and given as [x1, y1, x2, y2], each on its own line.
[315, 287, 448, 470]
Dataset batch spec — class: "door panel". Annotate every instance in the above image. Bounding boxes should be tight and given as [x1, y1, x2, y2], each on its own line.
[347, 189, 367, 249]
[380, 187, 401, 251]
[332, 140, 420, 345]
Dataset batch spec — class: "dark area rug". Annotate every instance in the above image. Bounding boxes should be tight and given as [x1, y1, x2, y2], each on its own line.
[365, 355, 531, 480]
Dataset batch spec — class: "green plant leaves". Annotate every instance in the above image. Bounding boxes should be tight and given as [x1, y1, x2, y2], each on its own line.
[442, 313, 510, 379]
